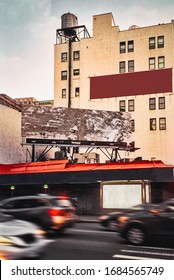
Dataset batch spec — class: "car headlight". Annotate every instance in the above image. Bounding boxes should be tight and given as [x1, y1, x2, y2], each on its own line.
[0, 236, 13, 246]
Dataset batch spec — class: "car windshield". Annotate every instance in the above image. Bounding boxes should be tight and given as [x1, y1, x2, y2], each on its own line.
[51, 198, 72, 207]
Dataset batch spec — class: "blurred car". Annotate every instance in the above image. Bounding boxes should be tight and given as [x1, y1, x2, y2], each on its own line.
[117, 198, 174, 245]
[99, 203, 157, 231]
[0, 212, 50, 260]
[0, 194, 78, 235]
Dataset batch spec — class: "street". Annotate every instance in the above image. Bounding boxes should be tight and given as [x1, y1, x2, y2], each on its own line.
[42, 222, 174, 260]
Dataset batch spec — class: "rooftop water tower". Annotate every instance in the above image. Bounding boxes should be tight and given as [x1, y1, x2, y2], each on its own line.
[61, 12, 78, 37]
[56, 12, 90, 43]
[61, 12, 78, 28]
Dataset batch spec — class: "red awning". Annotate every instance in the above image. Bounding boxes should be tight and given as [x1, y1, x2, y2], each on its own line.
[0, 160, 173, 175]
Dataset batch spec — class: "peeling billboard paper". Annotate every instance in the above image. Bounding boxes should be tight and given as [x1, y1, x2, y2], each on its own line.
[22, 106, 132, 144]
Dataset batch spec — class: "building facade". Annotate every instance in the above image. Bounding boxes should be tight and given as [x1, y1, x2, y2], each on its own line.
[0, 159, 174, 213]
[0, 95, 25, 164]
[14, 97, 54, 107]
[14, 97, 37, 106]
[54, 13, 174, 163]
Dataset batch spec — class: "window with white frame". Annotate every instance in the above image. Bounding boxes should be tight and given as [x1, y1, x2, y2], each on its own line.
[131, 119, 135, 132]
[159, 118, 166, 130]
[119, 100, 126, 111]
[119, 61, 126, 73]
[150, 118, 156, 130]
[128, 60, 134, 72]
[120, 41, 126, 53]
[149, 57, 155, 70]
[158, 56, 165, 68]
[62, 89, 66, 98]
[61, 70, 67, 80]
[75, 87, 80, 97]
[159, 97, 165, 109]
[61, 52, 67, 62]
[128, 99, 134, 111]
[73, 69, 80, 76]
[158, 36, 164, 48]
[149, 98, 156, 110]
[73, 51, 80, 61]
[128, 40, 134, 52]
[149, 37, 155, 49]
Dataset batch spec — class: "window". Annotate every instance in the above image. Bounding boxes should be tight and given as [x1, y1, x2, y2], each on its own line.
[119, 100, 126, 112]
[131, 119, 135, 132]
[61, 70, 67, 80]
[119, 61, 126, 73]
[75, 87, 80, 97]
[158, 56, 165, 68]
[159, 118, 166, 130]
[158, 36, 164, 48]
[73, 69, 80, 76]
[149, 37, 155, 49]
[149, 98, 156, 110]
[120, 42, 126, 53]
[128, 60, 134, 72]
[128, 100, 134, 111]
[61, 52, 67, 62]
[62, 89, 66, 98]
[128, 40, 134, 52]
[159, 97, 165, 109]
[73, 51, 80, 61]
[149, 57, 155, 70]
[150, 118, 156, 130]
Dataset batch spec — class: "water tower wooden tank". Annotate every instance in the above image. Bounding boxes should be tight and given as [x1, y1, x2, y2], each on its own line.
[61, 12, 78, 36]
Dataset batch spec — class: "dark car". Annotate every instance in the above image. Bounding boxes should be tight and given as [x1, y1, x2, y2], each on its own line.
[0, 212, 50, 260]
[99, 203, 157, 231]
[0, 194, 78, 234]
[117, 198, 174, 245]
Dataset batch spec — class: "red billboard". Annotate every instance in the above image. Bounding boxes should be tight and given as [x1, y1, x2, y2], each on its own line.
[90, 68, 172, 99]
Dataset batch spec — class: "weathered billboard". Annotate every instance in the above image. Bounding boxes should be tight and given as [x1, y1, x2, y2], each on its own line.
[22, 106, 132, 144]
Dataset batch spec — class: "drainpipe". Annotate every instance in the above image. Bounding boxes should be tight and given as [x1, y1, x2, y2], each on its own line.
[68, 39, 72, 108]
[31, 145, 35, 162]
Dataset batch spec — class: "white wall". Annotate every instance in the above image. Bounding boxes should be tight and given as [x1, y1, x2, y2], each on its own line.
[0, 105, 25, 163]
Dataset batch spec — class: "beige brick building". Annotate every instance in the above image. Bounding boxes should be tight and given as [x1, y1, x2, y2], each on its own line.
[54, 13, 174, 163]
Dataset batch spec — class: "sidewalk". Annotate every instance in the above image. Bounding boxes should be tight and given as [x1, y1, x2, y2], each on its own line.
[77, 215, 100, 223]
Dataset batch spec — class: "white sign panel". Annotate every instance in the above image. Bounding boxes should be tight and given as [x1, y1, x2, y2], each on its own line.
[103, 184, 142, 208]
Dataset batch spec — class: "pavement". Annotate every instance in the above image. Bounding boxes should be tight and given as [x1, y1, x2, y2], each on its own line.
[78, 215, 100, 223]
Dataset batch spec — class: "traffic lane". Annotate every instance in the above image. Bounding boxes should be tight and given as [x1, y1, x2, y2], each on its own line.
[113, 245, 174, 260]
[42, 222, 174, 260]
[69, 227, 174, 260]
[43, 225, 118, 260]
[69, 222, 174, 250]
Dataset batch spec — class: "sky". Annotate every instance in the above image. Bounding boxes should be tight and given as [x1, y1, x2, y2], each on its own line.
[0, 0, 174, 101]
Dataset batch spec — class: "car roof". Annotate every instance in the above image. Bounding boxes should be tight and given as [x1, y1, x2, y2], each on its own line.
[0, 194, 70, 203]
